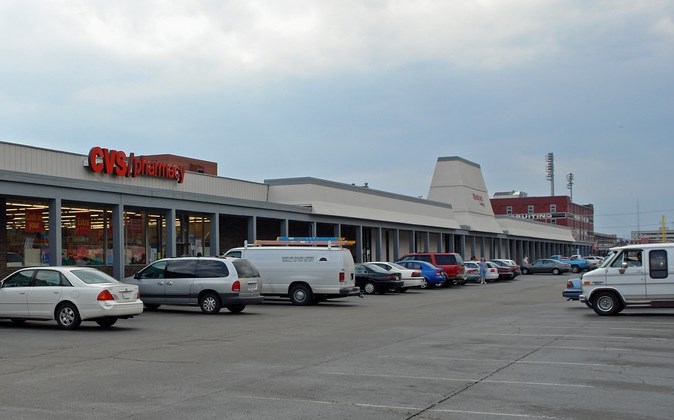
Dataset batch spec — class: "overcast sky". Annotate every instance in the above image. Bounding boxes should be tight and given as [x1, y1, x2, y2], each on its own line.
[1, 1, 673, 239]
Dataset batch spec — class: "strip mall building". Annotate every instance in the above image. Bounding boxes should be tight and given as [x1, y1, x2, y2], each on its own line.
[0, 141, 591, 279]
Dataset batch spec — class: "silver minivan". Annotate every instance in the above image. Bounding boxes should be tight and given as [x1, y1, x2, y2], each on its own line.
[124, 257, 263, 314]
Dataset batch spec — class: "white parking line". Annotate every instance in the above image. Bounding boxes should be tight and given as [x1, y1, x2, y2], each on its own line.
[512, 324, 673, 333]
[379, 355, 616, 367]
[318, 371, 593, 388]
[234, 395, 560, 418]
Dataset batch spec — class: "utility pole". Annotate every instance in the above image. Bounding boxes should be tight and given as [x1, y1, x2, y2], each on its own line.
[546, 153, 555, 196]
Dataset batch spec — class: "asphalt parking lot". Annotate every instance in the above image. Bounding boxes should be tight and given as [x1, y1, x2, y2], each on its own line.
[2, 274, 674, 420]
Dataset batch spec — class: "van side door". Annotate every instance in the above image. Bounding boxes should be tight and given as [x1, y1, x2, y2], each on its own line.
[606, 249, 646, 301]
[645, 249, 674, 302]
[165, 259, 197, 305]
[133, 260, 168, 304]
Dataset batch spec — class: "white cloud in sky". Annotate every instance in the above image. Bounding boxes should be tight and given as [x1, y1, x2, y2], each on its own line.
[0, 0, 673, 237]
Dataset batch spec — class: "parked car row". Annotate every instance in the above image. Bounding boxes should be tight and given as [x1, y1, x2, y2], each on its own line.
[0, 247, 540, 330]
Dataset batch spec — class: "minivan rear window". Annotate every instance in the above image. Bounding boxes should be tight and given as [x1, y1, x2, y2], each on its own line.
[232, 259, 261, 278]
[435, 255, 457, 265]
[195, 260, 229, 278]
[166, 259, 197, 278]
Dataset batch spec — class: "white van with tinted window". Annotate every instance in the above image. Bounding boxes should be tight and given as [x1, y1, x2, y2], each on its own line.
[580, 243, 674, 315]
[223, 245, 359, 305]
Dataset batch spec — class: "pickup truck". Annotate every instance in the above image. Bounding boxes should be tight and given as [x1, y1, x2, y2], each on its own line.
[549, 255, 589, 273]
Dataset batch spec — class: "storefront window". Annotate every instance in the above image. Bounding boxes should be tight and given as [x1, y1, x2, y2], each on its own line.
[176, 213, 211, 256]
[5, 200, 50, 267]
[62, 204, 111, 266]
[125, 209, 167, 265]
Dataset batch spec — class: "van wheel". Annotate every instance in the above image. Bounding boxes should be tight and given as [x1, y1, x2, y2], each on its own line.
[592, 291, 623, 316]
[226, 304, 246, 313]
[289, 284, 314, 305]
[199, 293, 222, 314]
[552, 268, 560, 275]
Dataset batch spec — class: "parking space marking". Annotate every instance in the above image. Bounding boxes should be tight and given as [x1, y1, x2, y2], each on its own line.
[458, 343, 633, 352]
[380, 355, 616, 367]
[487, 333, 670, 341]
[318, 371, 593, 388]
[513, 324, 673, 333]
[234, 395, 560, 418]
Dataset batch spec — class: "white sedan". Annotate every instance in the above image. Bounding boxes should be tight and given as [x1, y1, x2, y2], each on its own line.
[366, 262, 426, 291]
[0, 266, 143, 329]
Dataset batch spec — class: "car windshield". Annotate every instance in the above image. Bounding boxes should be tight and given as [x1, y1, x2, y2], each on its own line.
[387, 262, 407, 270]
[363, 263, 388, 273]
[71, 269, 119, 284]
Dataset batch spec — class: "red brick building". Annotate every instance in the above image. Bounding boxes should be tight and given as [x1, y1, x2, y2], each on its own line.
[491, 194, 595, 247]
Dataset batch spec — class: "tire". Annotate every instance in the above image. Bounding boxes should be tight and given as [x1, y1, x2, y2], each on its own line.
[226, 304, 246, 313]
[95, 317, 118, 328]
[592, 291, 623, 316]
[143, 304, 161, 311]
[522, 267, 529, 275]
[363, 281, 376, 295]
[572, 266, 580, 273]
[289, 284, 314, 305]
[418, 279, 428, 289]
[552, 268, 560, 275]
[199, 292, 222, 314]
[55, 302, 81, 330]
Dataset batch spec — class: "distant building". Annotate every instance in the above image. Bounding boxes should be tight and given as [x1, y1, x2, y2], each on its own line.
[594, 232, 620, 254]
[631, 229, 674, 243]
[490, 194, 595, 249]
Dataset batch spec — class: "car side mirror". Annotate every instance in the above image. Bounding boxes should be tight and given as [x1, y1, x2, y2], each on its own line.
[619, 262, 628, 274]
[134, 272, 141, 280]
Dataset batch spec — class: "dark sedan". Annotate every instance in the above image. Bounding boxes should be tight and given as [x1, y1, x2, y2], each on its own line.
[521, 259, 571, 275]
[354, 263, 404, 295]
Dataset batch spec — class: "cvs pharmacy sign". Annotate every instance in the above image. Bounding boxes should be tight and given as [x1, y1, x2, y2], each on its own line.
[88, 147, 185, 183]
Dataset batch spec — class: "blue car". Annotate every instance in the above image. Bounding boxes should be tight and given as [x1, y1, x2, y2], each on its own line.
[562, 278, 582, 300]
[395, 260, 448, 288]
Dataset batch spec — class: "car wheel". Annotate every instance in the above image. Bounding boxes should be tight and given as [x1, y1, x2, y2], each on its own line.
[363, 281, 376, 295]
[289, 284, 314, 305]
[572, 266, 580, 273]
[95, 317, 118, 328]
[143, 304, 160, 311]
[226, 304, 246, 313]
[418, 279, 428, 289]
[55, 302, 81, 330]
[592, 291, 623, 316]
[522, 267, 529, 274]
[552, 268, 560, 275]
[199, 292, 222, 314]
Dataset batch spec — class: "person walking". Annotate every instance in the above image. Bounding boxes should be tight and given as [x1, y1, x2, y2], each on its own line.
[479, 257, 488, 284]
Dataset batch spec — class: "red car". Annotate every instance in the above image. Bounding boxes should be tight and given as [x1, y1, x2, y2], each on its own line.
[398, 252, 466, 285]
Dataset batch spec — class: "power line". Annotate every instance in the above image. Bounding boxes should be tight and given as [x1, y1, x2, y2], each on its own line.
[596, 208, 674, 217]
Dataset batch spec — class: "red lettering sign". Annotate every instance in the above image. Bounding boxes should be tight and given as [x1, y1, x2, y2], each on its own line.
[75, 212, 91, 235]
[87, 146, 185, 183]
[25, 209, 44, 233]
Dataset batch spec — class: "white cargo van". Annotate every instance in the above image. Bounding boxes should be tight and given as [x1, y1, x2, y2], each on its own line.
[223, 245, 360, 305]
[580, 243, 674, 315]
